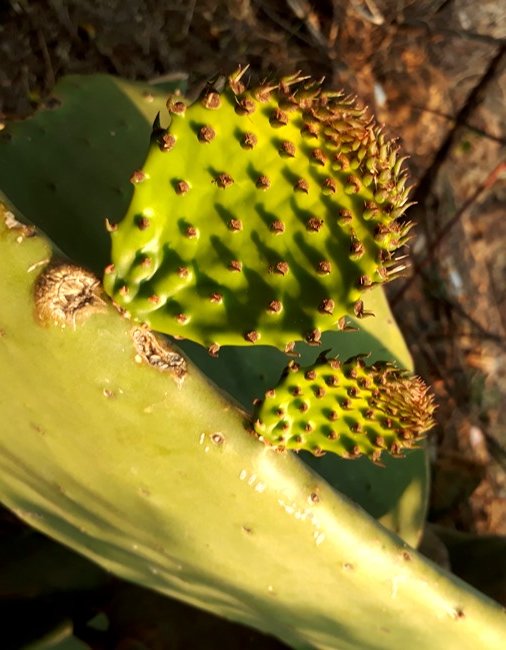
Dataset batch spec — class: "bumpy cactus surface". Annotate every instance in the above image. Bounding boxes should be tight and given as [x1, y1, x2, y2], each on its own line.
[105, 67, 412, 354]
[254, 355, 435, 460]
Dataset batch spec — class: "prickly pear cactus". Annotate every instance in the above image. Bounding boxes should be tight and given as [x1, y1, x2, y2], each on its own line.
[104, 67, 412, 354]
[254, 356, 435, 460]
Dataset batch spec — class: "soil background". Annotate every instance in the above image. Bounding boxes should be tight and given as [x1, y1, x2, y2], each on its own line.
[0, 1, 505, 648]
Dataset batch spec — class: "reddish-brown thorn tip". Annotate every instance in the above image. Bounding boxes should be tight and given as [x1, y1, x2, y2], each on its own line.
[228, 218, 243, 232]
[319, 298, 335, 314]
[322, 178, 336, 194]
[279, 141, 296, 157]
[202, 91, 221, 110]
[130, 170, 145, 184]
[215, 173, 234, 188]
[136, 216, 150, 230]
[244, 330, 260, 343]
[270, 108, 289, 127]
[229, 260, 242, 272]
[267, 300, 282, 313]
[317, 260, 332, 275]
[176, 180, 190, 195]
[306, 217, 324, 232]
[177, 266, 189, 278]
[198, 125, 216, 142]
[311, 149, 328, 166]
[159, 133, 176, 151]
[294, 178, 309, 193]
[270, 220, 285, 234]
[242, 132, 257, 149]
[256, 175, 271, 190]
[306, 329, 322, 345]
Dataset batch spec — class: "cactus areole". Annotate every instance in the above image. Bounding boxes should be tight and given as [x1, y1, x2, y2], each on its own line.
[104, 67, 413, 355]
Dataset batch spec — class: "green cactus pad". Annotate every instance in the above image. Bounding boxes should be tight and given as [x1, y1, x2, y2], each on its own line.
[104, 68, 413, 353]
[253, 356, 435, 460]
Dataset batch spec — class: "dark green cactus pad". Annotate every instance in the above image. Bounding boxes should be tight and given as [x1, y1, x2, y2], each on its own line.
[253, 356, 435, 460]
[105, 68, 413, 353]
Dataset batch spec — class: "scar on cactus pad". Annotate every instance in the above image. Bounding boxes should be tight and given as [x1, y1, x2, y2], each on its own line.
[104, 67, 413, 355]
[253, 355, 436, 461]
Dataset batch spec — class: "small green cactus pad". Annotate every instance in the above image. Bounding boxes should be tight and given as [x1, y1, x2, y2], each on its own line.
[105, 67, 413, 353]
[253, 356, 435, 460]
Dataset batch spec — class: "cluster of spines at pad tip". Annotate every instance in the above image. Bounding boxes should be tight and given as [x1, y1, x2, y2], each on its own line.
[253, 355, 435, 461]
[104, 66, 414, 354]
